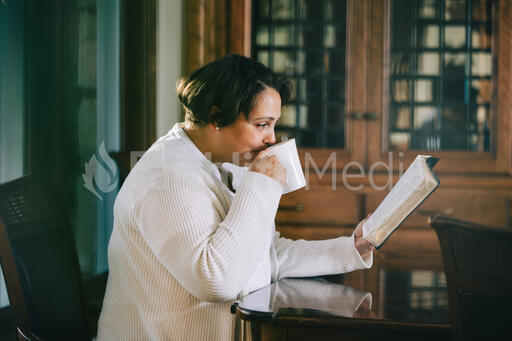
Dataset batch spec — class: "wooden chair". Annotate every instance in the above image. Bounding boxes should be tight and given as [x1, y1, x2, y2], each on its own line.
[15, 327, 45, 341]
[430, 215, 512, 341]
[0, 174, 107, 340]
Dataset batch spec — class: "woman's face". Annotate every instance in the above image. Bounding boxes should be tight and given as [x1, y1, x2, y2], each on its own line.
[217, 88, 281, 164]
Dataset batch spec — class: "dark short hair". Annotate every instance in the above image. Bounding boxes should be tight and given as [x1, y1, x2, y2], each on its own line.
[176, 54, 292, 127]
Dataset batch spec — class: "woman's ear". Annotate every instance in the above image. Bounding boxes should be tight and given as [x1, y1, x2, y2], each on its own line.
[208, 106, 222, 130]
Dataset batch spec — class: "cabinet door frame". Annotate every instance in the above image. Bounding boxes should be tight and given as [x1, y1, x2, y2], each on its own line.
[366, 0, 512, 175]
[294, 0, 369, 173]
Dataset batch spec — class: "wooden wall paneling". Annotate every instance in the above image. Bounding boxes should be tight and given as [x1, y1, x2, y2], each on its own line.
[228, 0, 251, 56]
[184, 0, 204, 74]
[185, 0, 248, 75]
[209, 0, 227, 62]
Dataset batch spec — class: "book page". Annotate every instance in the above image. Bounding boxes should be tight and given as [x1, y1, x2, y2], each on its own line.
[362, 156, 438, 247]
[363, 159, 423, 235]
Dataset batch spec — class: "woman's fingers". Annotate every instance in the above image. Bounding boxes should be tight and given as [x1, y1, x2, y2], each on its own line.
[354, 218, 366, 238]
[249, 153, 287, 187]
[354, 215, 375, 258]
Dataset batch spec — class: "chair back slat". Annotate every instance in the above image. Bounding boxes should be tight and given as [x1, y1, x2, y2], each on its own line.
[0, 180, 59, 226]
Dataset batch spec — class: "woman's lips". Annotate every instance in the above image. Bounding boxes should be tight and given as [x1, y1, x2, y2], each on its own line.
[246, 146, 271, 162]
[252, 146, 270, 154]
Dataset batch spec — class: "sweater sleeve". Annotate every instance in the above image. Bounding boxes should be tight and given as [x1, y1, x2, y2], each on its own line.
[271, 231, 373, 281]
[133, 171, 282, 303]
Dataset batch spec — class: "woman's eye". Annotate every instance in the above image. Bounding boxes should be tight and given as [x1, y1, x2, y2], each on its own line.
[256, 122, 270, 128]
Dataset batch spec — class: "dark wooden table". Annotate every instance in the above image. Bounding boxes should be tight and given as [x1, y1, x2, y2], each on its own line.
[232, 266, 450, 341]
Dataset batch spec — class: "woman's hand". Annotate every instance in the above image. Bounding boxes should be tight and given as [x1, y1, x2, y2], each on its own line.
[354, 214, 375, 260]
[249, 151, 287, 187]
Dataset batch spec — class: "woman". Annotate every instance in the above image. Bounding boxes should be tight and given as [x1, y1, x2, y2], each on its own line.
[98, 54, 373, 340]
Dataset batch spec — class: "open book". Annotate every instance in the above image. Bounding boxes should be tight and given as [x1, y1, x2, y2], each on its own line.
[363, 155, 440, 249]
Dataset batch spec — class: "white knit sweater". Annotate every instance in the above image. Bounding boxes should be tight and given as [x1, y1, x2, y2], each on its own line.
[97, 123, 372, 341]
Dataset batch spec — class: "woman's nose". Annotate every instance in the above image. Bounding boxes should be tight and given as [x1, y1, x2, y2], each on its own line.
[264, 130, 276, 145]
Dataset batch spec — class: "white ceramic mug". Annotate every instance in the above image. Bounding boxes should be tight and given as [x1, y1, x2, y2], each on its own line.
[266, 139, 306, 194]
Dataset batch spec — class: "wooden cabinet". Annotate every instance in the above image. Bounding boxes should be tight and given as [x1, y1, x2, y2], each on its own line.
[248, 0, 512, 248]
[185, 0, 512, 257]
[275, 185, 361, 240]
[276, 187, 361, 226]
[250, 0, 512, 173]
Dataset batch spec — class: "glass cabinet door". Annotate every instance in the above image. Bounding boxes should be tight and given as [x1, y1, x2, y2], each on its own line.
[252, 0, 366, 166]
[367, 0, 512, 174]
[252, 0, 511, 174]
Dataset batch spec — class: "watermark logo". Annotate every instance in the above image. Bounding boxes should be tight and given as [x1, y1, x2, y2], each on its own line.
[82, 141, 119, 200]
[82, 145, 410, 196]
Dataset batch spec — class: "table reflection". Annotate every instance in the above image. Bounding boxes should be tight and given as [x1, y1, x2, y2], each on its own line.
[234, 261, 451, 341]
[380, 269, 449, 323]
[238, 277, 372, 319]
[235, 267, 450, 325]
